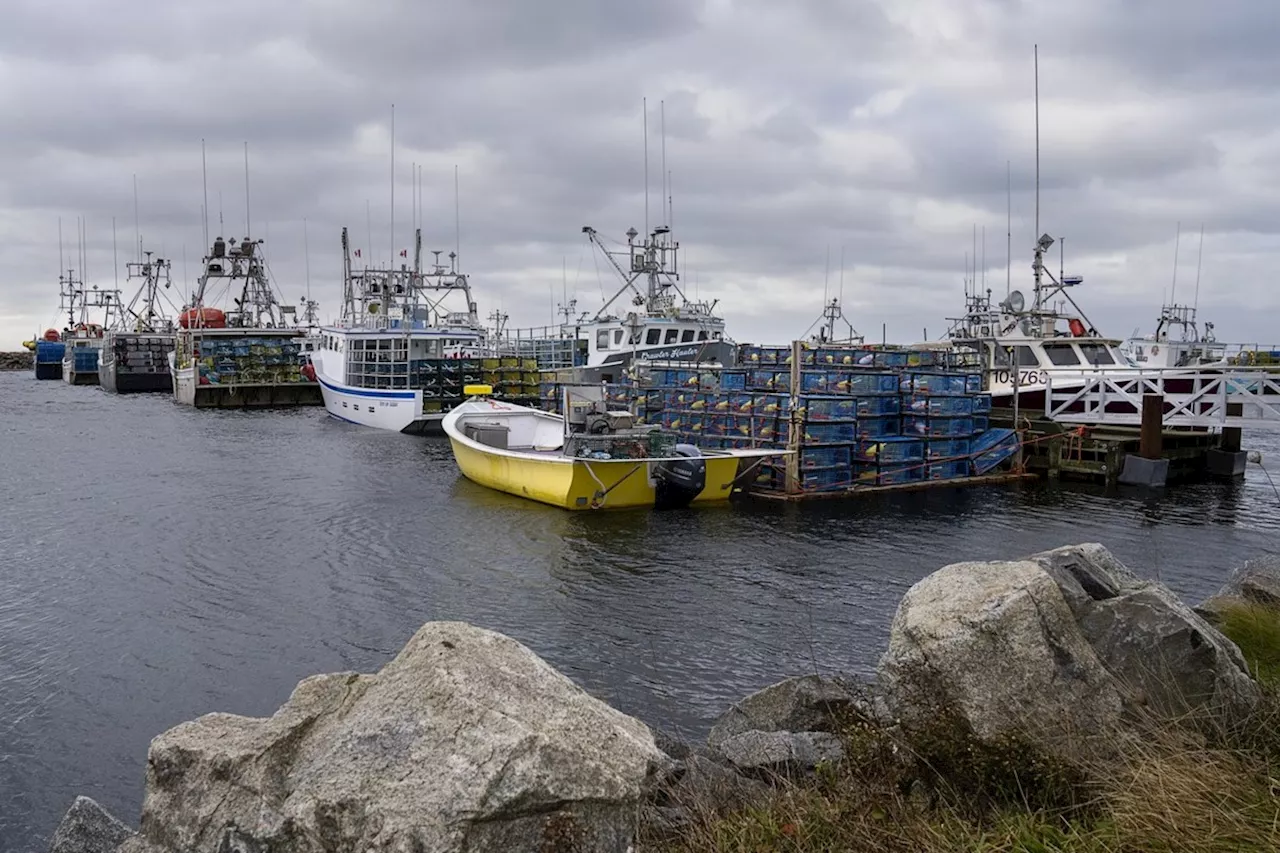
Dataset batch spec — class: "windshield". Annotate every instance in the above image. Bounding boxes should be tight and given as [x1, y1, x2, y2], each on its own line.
[1078, 343, 1116, 365]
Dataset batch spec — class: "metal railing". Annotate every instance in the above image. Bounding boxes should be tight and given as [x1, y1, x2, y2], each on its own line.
[1045, 368, 1280, 430]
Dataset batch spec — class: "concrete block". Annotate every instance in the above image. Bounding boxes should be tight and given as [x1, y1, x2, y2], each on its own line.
[1206, 449, 1248, 478]
[1118, 454, 1169, 487]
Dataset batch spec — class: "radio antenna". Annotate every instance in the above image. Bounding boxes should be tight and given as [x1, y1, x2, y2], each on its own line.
[1193, 223, 1205, 312]
[389, 104, 395, 266]
[201, 138, 209, 250]
[660, 99, 668, 228]
[133, 174, 141, 263]
[304, 217, 312, 304]
[244, 142, 251, 238]
[1006, 160, 1012, 297]
[642, 97, 649, 236]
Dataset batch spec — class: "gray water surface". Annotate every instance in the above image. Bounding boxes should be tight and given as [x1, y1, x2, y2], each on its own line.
[1, 371, 1277, 851]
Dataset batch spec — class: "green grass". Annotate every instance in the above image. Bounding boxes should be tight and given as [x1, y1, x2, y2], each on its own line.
[645, 601, 1280, 853]
[1218, 600, 1280, 686]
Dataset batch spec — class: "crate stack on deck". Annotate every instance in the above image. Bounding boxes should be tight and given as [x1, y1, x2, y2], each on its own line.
[198, 336, 307, 385]
[111, 335, 173, 377]
[416, 357, 540, 414]
[72, 347, 100, 373]
[531, 344, 1021, 494]
[660, 345, 1019, 494]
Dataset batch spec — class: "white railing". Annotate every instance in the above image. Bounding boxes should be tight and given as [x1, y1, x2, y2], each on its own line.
[1045, 368, 1280, 429]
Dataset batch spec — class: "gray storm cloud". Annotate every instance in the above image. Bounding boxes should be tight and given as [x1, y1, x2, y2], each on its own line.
[2, 0, 1278, 347]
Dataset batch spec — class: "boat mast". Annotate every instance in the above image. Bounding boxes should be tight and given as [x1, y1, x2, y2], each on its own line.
[1032, 43, 1043, 311]
[341, 227, 355, 321]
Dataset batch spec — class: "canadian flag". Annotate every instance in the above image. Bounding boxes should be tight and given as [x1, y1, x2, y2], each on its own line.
[400, 249, 408, 258]
[354, 249, 361, 257]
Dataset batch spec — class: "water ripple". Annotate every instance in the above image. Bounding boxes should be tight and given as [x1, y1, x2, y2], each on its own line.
[2, 371, 1280, 850]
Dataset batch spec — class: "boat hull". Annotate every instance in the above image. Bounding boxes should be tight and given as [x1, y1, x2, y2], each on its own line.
[100, 364, 172, 394]
[171, 364, 320, 407]
[447, 434, 742, 510]
[101, 333, 175, 394]
[34, 361, 63, 380]
[315, 373, 436, 433]
[62, 367, 99, 386]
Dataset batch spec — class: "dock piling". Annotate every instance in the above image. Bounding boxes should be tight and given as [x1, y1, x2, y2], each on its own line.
[784, 340, 802, 494]
[1140, 394, 1164, 459]
[1117, 393, 1169, 487]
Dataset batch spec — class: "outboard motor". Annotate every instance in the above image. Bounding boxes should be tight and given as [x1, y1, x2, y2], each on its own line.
[654, 444, 707, 510]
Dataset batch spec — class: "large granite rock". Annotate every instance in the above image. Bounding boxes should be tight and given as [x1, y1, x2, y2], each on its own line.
[48, 797, 135, 853]
[1198, 555, 1280, 623]
[119, 621, 668, 853]
[879, 544, 1260, 756]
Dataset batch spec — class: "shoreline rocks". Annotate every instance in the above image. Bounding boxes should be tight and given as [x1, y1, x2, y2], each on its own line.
[47, 544, 1270, 852]
[122, 622, 668, 853]
[879, 543, 1259, 758]
[1, 351, 34, 370]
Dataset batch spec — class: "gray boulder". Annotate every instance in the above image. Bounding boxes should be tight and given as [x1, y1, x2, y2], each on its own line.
[706, 674, 879, 751]
[879, 544, 1260, 757]
[119, 621, 668, 853]
[49, 797, 135, 853]
[714, 730, 844, 776]
[1198, 555, 1280, 622]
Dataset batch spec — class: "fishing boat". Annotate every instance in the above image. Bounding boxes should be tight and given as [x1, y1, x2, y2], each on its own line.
[26, 329, 65, 380]
[59, 268, 120, 386]
[493, 225, 734, 381]
[944, 236, 1131, 409]
[442, 384, 781, 510]
[310, 227, 512, 433]
[1121, 303, 1228, 369]
[169, 235, 320, 407]
[101, 250, 177, 394]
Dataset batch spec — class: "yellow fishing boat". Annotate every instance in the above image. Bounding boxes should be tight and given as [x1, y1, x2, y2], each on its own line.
[442, 385, 784, 510]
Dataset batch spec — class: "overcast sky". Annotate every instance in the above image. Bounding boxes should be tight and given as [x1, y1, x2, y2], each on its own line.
[3, 0, 1278, 349]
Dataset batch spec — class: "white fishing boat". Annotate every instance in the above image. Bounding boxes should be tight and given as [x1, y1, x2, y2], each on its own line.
[310, 227, 506, 434]
[1121, 303, 1228, 369]
[59, 270, 120, 387]
[442, 384, 780, 510]
[169, 234, 320, 407]
[493, 225, 734, 381]
[944, 49, 1210, 409]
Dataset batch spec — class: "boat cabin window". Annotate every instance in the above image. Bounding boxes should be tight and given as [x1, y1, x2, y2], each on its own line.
[993, 344, 1041, 367]
[1079, 343, 1116, 365]
[712, 331, 722, 340]
[681, 329, 695, 343]
[597, 330, 610, 350]
[646, 328, 661, 345]
[613, 329, 624, 346]
[628, 327, 642, 345]
[1043, 344, 1081, 366]
[1015, 346, 1040, 367]
[698, 331, 708, 341]
[664, 329, 678, 344]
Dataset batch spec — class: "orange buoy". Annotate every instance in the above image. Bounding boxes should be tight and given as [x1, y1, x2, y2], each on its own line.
[1068, 318, 1087, 337]
[42, 329, 60, 341]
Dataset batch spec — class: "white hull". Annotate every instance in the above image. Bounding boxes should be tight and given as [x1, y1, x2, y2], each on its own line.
[986, 363, 1222, 403]
[312, 349, 433, 433]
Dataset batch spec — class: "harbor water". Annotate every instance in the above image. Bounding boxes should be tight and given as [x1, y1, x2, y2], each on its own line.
[2, 370, 1279, 851]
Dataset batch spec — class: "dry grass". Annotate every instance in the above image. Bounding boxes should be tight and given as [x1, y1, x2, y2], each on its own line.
[644, 603, 1280, 852]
